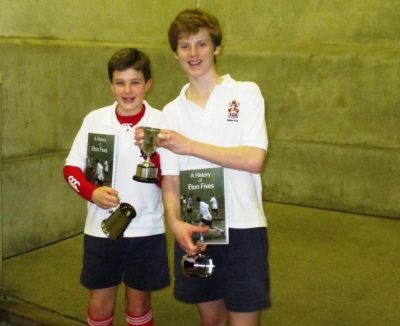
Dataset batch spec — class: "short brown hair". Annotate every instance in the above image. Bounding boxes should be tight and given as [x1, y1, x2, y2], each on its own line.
[107, 48, 152, 83]
[168, 9, 222, 53]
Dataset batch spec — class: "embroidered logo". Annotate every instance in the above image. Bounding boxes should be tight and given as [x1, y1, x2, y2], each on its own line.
[121, 123, 134, 131]
[227, 100, 240, 121]
[68, 175, 80, 192]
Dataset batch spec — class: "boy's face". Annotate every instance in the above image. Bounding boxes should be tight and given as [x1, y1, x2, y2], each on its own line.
[109, 68, 152, 116]
[175, 28, 220, 79]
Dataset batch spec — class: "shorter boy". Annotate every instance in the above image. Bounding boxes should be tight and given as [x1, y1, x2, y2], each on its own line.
[63, 48, 169, 326]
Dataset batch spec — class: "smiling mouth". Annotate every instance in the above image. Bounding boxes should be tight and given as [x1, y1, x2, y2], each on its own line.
[188, 60, 202, 66]
[123, 97, 135, 101]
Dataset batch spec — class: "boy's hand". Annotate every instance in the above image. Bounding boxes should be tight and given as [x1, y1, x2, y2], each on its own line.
[134, 126, 144, 147]
[170, 219, 209, 256]
[157, 129, 193, 155]
[92, 187, 119, 210]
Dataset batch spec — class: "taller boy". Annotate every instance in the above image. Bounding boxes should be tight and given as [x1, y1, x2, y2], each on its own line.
[157, 8, 271, 326]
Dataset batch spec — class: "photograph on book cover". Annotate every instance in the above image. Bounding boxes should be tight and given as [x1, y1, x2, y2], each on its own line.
[86, 133, 117, 188]
[180, 167, 228, 244]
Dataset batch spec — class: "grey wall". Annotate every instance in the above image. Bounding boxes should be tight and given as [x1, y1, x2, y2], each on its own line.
[0, 72, 3, 286]
[1, 0, 400, 258]
[205, 1, 400, 220]
[0, 0, 191, 258]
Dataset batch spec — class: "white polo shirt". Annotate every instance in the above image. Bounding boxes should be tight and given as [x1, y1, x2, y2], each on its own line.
[161, 75, 268, 228]
[66, 101, 165, 237]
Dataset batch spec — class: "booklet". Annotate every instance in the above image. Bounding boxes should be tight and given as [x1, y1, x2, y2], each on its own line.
[85, 133, 118, 188]
[180, 167, 228, 244]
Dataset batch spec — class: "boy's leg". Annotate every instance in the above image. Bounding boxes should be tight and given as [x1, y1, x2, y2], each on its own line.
[123, 234, 170, 326]
[125, 287, 153, 326]
[229, 311, 260, 326]
[88, 286, 117, 325]
[197, 299, 228, 326]
[81, 235, 123, 326]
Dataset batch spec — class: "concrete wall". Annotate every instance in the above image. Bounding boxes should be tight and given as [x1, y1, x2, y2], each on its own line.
[206, 0, 400, 219]
[1, 0, 399, 257]
[0, 0, 191, 259]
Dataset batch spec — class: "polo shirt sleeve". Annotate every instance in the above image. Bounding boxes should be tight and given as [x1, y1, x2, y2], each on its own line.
[241, 82, 268, 151]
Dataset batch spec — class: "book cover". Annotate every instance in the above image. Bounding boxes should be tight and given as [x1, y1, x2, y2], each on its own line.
[180, 167, 228, 244]
[85, 133, 118, 188]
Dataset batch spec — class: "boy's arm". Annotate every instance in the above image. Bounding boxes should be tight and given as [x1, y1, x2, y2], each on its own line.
[157, 130, 266, 173]
[162, 175, 208, 256]
[63, 165, 97, 202]
[63, 165, 119, 209]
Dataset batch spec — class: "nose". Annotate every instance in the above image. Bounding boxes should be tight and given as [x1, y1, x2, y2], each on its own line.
[189, 46, 198, 56]
[124, 83, 131, 93]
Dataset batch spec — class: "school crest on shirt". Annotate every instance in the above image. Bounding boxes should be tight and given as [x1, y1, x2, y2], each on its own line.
[227, 100, 239, 122]
[121, 123, 134, 130]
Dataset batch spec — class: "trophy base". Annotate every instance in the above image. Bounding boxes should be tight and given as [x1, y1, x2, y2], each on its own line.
[133, 165, 159, 183]
[133, 175, 159, 183]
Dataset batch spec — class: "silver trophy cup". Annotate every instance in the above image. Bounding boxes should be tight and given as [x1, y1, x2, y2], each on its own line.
[101, 203, 137, 240]
[181, 241, 215, 278]
[133, 127, 160, 183]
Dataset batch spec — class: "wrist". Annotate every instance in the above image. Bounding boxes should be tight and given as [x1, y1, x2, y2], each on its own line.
[168, 216, 181, 228]
[186, 139, 196, 156]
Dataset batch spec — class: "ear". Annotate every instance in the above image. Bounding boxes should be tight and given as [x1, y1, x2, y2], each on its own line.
[174, 52, 179, 59]
[145, 78, 153, 91]
[214, 45, 221, 55]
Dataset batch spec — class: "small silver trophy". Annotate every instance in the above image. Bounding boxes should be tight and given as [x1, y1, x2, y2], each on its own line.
[133, 127, 160, 183]
[181, 241, 215, 278]
[101, 202, 137, 240]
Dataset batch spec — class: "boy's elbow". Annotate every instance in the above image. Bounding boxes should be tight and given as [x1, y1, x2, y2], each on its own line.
[250, 163, 263, 174]
[250, 149, 266, 174]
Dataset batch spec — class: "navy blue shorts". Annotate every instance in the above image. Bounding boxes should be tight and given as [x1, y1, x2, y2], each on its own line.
[174, 227, 271, 312]
[81, 234, 170, 291]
